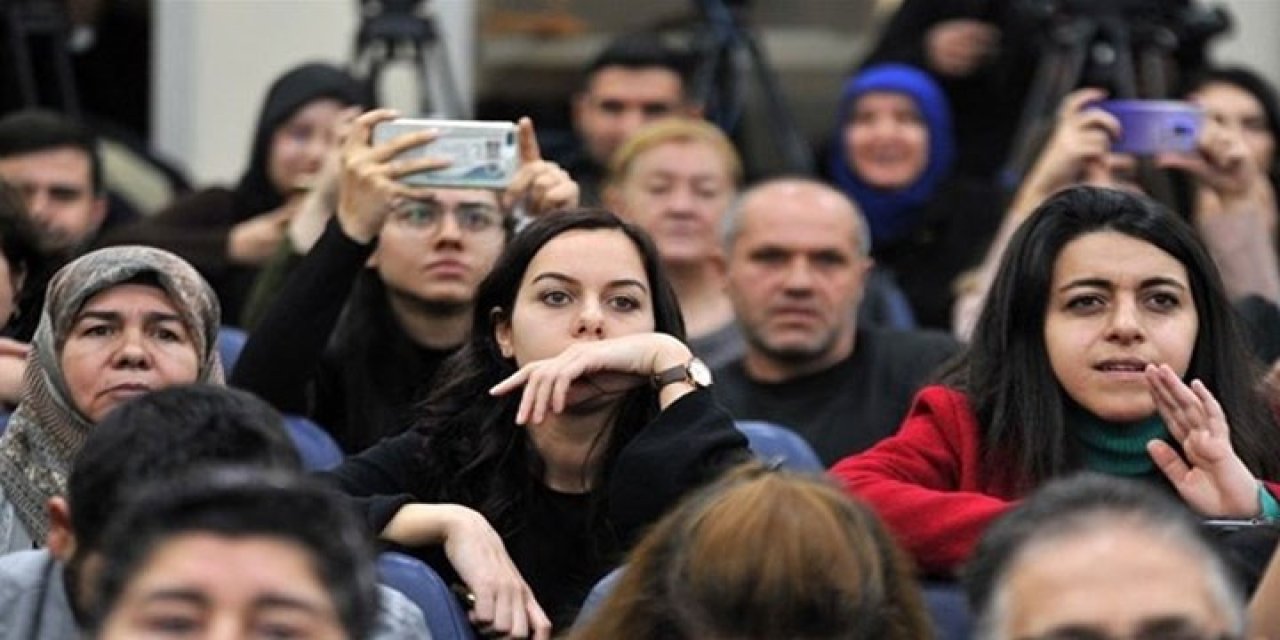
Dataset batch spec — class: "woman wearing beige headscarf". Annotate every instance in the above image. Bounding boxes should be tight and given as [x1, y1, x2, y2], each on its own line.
[0, 246, 223, 551]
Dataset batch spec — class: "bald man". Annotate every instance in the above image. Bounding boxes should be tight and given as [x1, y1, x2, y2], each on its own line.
[713, 178, 958, 465]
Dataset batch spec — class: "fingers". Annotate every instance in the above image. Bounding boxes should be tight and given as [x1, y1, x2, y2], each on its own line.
[504, 161, 578, 215]
[1191, 378, 1229, 438]
[1075, 109, 1122, 144]
[528, 599, 553, 640]
[517, 116, 541, 164]
[367, 127, 441, 165]
[1147, 439, 1192, 484]
[384, 154, 453, 181]
[492, 349, 593, 425]
[1145, 363, 1204, 442]
[1059, 87, 1108, 119]
[0, 339, 29, 359]
[344, 109, 400, 155]
[471, 590, 546, 639]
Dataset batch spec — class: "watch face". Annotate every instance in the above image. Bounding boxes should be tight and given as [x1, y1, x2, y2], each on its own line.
[688, 358, 713, 387]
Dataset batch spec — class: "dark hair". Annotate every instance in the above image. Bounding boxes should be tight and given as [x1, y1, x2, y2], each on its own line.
[234, 62, 366, 222]
[88, 467, 379, 639]
[411, 208, 685, 536]
[0, 109, 102, 194]
[580, 31, 692, 97]
[0, 178, 41, 281]
[963, 473, 1244, 638]
[572, 462, 932, 640]
[944, 185, 1280, 487]
[67, 384, 300, 552]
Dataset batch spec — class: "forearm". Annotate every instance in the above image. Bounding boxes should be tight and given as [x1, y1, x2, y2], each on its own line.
[381, 502, 470, 545]
[230, 219, 372, 411]
[1198, 194, 1280, 304]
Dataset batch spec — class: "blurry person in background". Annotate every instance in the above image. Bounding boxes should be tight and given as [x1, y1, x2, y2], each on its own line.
[96, 62, 366, 323]
[552, 31, 701, 204]
[604, 117, 742, 368]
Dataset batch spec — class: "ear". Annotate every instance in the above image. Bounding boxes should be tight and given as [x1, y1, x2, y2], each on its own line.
[849, 256, 875, 310]
[571, 91, 590, 129]
[491, 306, 514, 359]
[88, 196, 108, 232]
[46, 497, 76, 562]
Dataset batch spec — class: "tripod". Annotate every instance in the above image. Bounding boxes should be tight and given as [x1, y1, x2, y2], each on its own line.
[1, 0, 80, 115]
[1000, 12, 1181, 186]
[688, 0, 813, 174]
[351, 0, 466, 117]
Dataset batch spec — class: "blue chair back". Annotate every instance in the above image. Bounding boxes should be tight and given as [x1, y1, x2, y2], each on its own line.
[216, 326, 248, 375]
[923, 581, 973, 640]
[378, 552, 477, 640]
[734, 420, 825, 471]
[282, 415, 344, 471]
[574, 566, 622, 628]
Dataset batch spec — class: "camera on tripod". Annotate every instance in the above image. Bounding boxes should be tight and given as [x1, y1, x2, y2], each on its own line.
[1000, 0, 1231, 181]
[1016, 0, 1229, 92]
[352, 0, 466, 117]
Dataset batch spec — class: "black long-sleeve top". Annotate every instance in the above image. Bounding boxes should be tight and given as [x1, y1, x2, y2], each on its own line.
[324, 389, 749, 630]
[229, 219, 453, 452]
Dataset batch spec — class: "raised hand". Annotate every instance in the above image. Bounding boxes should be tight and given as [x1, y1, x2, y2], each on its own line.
[1144, 363, 1261, 517]
[227, 201, 298, 265]
[925, 19, 1000, 77]
[1023, 88, 1122, 197]
[502, 117, 579, 217]
[1158, 114, 1267, 206]
[336, 109, 452, 244]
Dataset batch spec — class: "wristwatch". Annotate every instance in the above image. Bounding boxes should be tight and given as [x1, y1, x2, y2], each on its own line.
[653, 357, 713, 390]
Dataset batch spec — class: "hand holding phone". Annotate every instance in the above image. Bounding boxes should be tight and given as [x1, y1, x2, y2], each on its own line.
[1089, 100, 1204, 155]
[371, 118, 519, 189]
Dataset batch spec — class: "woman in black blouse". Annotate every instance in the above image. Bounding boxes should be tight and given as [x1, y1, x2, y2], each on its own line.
[327, 208, 748, 638]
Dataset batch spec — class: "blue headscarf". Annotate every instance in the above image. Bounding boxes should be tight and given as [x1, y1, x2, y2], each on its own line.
[829, 64, 956, 248]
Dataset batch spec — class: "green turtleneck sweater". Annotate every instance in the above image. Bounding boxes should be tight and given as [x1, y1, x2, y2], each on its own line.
[1070, 408, 1280, 520]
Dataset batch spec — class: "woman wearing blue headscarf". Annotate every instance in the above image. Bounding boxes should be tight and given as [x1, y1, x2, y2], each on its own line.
[829, 63, 1004, 330]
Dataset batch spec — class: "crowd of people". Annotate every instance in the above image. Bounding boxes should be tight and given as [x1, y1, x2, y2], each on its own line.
[0, 6, 1279, 638]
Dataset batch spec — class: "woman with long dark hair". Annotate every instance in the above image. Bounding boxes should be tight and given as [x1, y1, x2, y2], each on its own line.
[328, 208, 747, 637]
[833, 186, 1280, 577]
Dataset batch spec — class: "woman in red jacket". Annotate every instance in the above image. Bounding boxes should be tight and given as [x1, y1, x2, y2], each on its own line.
[832, 185, 1280, 576]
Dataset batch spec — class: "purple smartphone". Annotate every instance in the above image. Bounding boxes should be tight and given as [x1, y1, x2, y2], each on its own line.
[1091, 100, 1204, 154]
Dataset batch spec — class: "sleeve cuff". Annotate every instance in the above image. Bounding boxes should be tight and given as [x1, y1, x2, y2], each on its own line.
[1258, 481, 1280, 520]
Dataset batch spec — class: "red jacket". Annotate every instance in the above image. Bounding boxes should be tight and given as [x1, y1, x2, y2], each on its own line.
[830, 385, 1280, 576]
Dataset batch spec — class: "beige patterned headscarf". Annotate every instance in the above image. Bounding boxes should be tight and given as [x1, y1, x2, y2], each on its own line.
[0, 246, 223, 541]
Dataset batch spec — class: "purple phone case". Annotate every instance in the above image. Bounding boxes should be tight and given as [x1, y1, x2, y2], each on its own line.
[1092, 100, 1204, 154]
